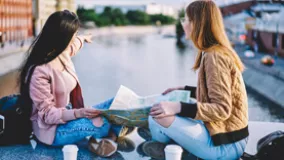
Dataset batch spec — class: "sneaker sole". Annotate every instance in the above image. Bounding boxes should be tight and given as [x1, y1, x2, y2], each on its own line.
[142, 141, 166, 160]
[89, 139, 118, 157]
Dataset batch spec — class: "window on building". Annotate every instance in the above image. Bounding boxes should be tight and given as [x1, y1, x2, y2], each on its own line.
[272, 33, 277, 48]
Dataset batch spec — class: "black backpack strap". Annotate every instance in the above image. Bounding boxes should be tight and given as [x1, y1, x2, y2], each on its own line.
[241, 152, 259, 160]
[257, 130, 284, 151]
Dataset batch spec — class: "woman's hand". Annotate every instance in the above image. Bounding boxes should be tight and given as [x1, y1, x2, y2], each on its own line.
[82, 34, 93, 43]
[162, 86, 185, 95]
[150, 102, 181, 118]
[75, 108, 101, 119]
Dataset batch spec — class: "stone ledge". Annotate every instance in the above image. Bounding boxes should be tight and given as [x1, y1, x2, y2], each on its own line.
[0, 51, 25, 76]
[242, 58, 284, 82]
[243, 66, 284, 108]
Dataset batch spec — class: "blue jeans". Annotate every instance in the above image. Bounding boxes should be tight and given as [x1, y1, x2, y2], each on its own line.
[148, 116, 248, 160]
[52, 98, 121, 146]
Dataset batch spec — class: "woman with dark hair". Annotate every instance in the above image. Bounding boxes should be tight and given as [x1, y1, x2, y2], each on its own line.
[144, 1, 249, 160]
[19, 10, 128, 157]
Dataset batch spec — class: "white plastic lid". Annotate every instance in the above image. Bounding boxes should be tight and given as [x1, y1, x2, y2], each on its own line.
[62, 145, 78, 152]
[164, 145, 183, 153]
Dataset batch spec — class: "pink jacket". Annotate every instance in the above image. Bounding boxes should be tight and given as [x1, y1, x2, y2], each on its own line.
[30, 36, 85, 145]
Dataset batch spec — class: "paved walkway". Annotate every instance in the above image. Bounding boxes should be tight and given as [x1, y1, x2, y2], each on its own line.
[235, 44, 284, 81]
[1, 122, 284, 160]
[0, 52, 25, 76]
[0, 128, 196, 160]
[0, 43, 26, 57]
[234, 44, 284, 108]
[0, 42, 30, 76]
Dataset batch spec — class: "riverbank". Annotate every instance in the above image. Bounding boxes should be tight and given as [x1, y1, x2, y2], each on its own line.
[0, 43, 30, 76]
[0, 52, 25, 77]
[243, 67, 284, 108]
[0, 25, 175, 77]
[0, 29, 284, 159]
[0, 25, 175, 97]
[235, 44, 284, 109]
[0, 26, 283, 109]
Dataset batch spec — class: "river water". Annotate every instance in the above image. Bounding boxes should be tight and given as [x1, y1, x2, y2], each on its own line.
[1, 32, 284, 160]
[74, 33, 284, 123]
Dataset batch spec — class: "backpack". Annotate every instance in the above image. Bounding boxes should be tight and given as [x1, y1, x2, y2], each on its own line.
[0, 94, 32, 146]
[241, 130, 284, 160]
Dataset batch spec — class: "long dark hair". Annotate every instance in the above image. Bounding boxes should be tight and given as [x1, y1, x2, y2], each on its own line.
[18, 10, 80, 113]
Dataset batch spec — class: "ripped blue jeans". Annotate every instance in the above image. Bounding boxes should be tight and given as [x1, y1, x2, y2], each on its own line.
[52, 98, 121, 146]
[149, 116, 248, 160]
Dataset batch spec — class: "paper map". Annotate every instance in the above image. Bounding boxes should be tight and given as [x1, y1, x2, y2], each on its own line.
[98, 85, 191, 127]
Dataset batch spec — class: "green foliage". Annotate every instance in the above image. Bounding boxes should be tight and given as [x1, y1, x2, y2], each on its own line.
[77, 6, 176, 27]
[126, 10, 150, 25]
[96, 7, 112, 26]
[112, 8, 129, 26]
[150, 14, 176, 25]
[77, 6, 98, 22]
[176, 9, 186, 46]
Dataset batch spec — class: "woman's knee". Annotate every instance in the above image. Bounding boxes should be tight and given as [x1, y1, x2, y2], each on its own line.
[92, 117, 111, 138]
[153, 116, 176, 128]
[148, 116, 175, 128]
[92, 116, 104, 127]
[148, 116, 171, 143]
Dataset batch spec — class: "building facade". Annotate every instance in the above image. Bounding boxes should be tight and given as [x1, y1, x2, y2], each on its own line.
[246, 9, 284, 57]
[146, 3, 175, 17]
[57, 0, 76, 12]
[33, 0, 56, 36]
[33, 0, 76, 36]
[0, 0, 33, 44]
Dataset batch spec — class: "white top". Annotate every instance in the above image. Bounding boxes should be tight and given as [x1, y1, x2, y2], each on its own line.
[61, 69, 77, 104]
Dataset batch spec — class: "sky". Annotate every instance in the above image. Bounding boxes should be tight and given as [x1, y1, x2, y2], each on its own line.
[75, 0, 239, 9]
[134, 0, 188, 5]
[75, 0, 193, 9]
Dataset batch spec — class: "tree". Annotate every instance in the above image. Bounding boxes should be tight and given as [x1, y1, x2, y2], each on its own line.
[95, 7, 128, 26]
[126, 10, 150, 25]
[77, 6, 175, 27]
[176, 9, 186, 48]
[112, 8, 129, 26]
[150, 14, 175, 25]
[96, 7, 112, 26]
[77, 6, 97, 23]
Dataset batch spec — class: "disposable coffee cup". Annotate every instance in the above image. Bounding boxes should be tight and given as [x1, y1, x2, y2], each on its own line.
[164, 145, 183, 160]
[62, 145, 78, 160]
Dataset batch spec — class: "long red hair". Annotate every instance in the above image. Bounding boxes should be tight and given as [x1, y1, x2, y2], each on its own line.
[187, 0, 245, 72]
